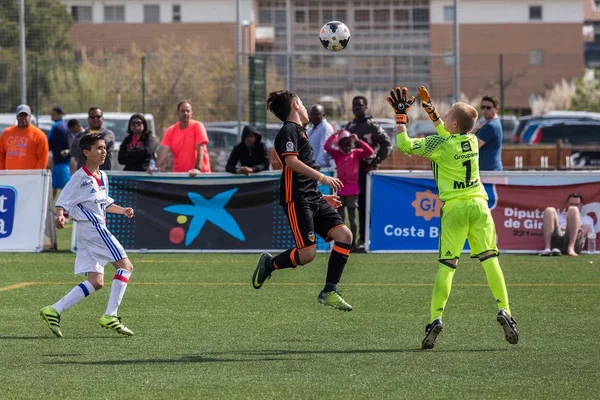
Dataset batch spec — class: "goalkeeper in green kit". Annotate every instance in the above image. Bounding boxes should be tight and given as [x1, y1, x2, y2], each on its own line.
[386, 86, 518, 349]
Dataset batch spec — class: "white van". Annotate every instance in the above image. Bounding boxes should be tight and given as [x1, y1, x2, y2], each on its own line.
[63, 112, 156, 170]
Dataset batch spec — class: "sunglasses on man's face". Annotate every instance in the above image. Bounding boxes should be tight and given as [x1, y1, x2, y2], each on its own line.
[481, 105, 493, 110]
[89, 115, 103, 119]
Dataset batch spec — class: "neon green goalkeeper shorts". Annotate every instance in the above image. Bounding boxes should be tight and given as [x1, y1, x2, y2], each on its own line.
[439, 196, 499, 260]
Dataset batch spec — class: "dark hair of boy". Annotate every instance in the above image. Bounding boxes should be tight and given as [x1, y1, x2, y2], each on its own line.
[79, 133, 105, 160]
[266, 90, 298, 122]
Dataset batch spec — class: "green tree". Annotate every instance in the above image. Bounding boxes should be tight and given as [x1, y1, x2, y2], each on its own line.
[571, 70, 600, 112]
[0, 0, 73, 112]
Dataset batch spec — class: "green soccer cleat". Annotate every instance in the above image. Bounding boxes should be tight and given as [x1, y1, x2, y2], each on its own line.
[40, 306, 63, 338]
[421, 318, 443, 350]
[99, 315, 134, 336]
[317, 290, 353, 311]
[252, 252, 274, 289]
[497, 309, 518, 344]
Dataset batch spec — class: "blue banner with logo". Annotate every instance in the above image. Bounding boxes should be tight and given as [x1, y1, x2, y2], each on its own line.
[368, 175, 496, 252]
[102, 172, 332, 252]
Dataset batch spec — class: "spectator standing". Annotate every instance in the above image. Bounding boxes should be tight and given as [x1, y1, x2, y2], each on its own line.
[472, 95, 503, 171]
[307, 104, 334, 168]
[345, 96, 392, 251]
[540, 193, 593, 257]
[67, 119, 85, 174]
[154, 101, 210, 176]
[70, 107, 116, 170]
[48, 106, 72, 197]
[118, 114, 158, 172]
[0, 104, 48, 170]
[324, 130, 374, 247]
[225, 125, 270, 175]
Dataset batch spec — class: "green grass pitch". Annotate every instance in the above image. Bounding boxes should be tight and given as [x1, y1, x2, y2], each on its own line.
[1, 226, 599, 399]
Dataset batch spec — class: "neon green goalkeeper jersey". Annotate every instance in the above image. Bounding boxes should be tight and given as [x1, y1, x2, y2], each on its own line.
[396, 121, 488, 202]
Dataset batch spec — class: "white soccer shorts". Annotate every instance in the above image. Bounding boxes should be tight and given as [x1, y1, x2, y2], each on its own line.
[74, 222, 127, 275]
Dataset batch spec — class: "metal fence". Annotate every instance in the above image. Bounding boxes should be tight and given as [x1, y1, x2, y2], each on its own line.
[0, 51, 583, 133]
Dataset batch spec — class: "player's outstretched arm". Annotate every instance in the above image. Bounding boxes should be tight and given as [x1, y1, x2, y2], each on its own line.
[284, 154, 343, 192]
[107, 204, 135, 218]
[417, 86, 443, 127]
[386, 86, 422, 156]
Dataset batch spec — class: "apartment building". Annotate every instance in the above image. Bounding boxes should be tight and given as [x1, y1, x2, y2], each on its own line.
[584, 0, 600, 67]
[63, 0, 255, 56]
[62, 0, 585, 112]
[430, 0, 584, 110]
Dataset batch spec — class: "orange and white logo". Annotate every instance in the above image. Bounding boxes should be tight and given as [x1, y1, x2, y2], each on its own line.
[411, 190, 441, 221]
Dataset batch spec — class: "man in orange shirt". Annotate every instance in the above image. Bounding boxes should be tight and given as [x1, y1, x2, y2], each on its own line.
[0, 104, 49, 170]
[153, 100, 210, 176]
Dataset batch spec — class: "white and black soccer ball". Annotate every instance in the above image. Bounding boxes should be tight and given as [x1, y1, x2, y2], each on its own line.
[319, 21, 351, 52]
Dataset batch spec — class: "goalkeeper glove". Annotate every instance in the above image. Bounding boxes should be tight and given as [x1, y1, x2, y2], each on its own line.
[418, 86, 441, 122]
[386, 86, 415, 125]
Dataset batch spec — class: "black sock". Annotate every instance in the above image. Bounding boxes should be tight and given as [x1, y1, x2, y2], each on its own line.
[325, 242, 351, 291]
[272, 248, 301, 270]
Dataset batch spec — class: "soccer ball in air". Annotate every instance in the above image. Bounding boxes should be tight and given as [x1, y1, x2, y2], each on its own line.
[319, 21, 351, 52]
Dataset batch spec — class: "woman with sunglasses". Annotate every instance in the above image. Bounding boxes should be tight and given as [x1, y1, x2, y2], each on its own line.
[118, 114, 158, 171]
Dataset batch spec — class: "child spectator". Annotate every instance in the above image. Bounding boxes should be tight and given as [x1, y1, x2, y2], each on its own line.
[324, 130, 374, 247]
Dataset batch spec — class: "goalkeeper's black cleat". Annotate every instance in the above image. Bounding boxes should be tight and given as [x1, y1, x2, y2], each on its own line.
[497, 309, 518, 344]
[421, 318, 443, 349]
[252, 252, 274, 289]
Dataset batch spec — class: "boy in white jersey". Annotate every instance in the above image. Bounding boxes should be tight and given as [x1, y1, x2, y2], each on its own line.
[40, 133, 136, 337]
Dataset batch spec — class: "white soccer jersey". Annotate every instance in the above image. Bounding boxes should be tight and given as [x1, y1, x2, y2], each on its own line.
[57, 166, 126, 273]
[56, 166, 114, 224]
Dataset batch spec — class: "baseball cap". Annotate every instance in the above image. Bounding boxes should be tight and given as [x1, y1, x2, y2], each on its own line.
[15, 104, 31, 116]
[338, 130, 352, 141]
[53, 106, 64, 114]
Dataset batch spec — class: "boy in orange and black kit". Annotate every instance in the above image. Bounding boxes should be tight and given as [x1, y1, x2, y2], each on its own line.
[252, 90, 355, 311]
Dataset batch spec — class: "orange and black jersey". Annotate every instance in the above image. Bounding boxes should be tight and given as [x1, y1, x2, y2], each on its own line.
[274, 121, 322, 205]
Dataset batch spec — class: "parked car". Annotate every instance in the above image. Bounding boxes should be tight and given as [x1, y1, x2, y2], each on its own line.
[64, 112, 156, 150]
[407, 120, 437, 138]
[523, 121, 600, 145]
[514, 113, 600, 144]
[61, 112, 156, 171]
[204, 126, 240, 172]
[0, 114, 16, 135]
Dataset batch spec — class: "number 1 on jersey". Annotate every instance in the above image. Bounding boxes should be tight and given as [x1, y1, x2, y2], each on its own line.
[462, 160, 472, 185]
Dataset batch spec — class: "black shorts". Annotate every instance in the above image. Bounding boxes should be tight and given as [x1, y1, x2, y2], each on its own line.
[283, 198, 345, 249]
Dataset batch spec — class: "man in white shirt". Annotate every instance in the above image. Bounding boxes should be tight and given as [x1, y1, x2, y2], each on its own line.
[541, 193, 594, 256]
[307, 104, 334, 168]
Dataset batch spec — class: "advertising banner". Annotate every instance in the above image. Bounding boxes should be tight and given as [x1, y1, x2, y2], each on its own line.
[74, 172, 332, 252]
[368, 174, 600, 253]
[0, 170, 54, 252]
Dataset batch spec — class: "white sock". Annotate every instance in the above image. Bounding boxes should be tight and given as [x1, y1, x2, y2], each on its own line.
[52, 281, 96, 313]
[105, 269, 132, 316]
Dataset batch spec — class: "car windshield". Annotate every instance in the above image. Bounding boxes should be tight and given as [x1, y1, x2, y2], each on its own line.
[0, 123, 12, 134]
[102, 119, 130, 143]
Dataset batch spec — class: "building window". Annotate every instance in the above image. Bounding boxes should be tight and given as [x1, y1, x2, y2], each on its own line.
[295, 10, 305, 23]
[529, 5, 542, 21]
[443, 5, 455, 22]
[104, 6, 125, 22]
[596, 0, 600, 7]
[172, 5, 181, 22]
[144, 5, 160, 23]
[413, 8, 429, 30]
[374, 10, 390, 28]
[355, 9, 371, 24]
[259, 10, 272, 24]
[71, 6, 92, 23]
[529, 49, 543, 65]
